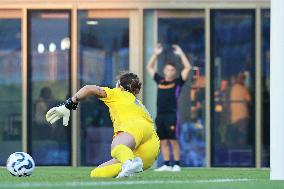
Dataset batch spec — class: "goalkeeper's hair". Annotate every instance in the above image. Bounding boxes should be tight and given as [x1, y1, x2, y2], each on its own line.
[117, 72, 142, 96]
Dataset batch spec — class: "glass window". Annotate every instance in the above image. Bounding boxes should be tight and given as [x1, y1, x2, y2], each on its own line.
[211, 10, 255, 166]
[0, 11, 22, 165]
[261, 9, 270, 167]
[28, 11, 71, 165]
[78, 10, 129, 166]
[157, 11, 206, 167]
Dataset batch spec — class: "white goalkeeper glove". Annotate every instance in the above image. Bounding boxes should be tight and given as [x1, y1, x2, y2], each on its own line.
[46, 98, 78, 126]
[46, 105, 70, 126]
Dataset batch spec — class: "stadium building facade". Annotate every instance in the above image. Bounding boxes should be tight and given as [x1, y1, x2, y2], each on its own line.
[0, 0, 270, 168]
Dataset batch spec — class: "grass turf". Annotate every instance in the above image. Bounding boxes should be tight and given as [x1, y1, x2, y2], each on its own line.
[0, 167, 283, 189]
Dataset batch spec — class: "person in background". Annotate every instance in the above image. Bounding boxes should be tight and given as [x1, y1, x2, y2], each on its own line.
[35, 87, 54, 126]
[230, 72, 251, 147]
[146, 43, 191, 171]
[214, 80, 230, 144]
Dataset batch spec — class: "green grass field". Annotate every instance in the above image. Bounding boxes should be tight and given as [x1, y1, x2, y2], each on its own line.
[0, 167, 283, 189]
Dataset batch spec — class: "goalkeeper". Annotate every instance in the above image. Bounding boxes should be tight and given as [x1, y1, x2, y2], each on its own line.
[45, 72, 160, 178]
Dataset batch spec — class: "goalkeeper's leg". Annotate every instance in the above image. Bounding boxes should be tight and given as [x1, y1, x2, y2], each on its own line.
[110, 132, 136, 163]
[91, 132, 139, 178]
[134, 134, 160, 170]
[90, 159, 122, 178]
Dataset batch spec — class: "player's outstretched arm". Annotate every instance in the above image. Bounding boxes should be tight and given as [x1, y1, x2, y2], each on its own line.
[146, 43, 163, 78]
[172, 44, 192, 81]
[46, 85, 107, 126]
[71, 85, 107, 103]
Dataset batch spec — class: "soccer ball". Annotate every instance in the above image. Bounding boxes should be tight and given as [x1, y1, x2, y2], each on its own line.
[6, 152, 35, 177]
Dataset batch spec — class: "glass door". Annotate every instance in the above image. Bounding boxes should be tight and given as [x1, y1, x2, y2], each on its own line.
[144, 10, 206, 167]
[0, 10, 22, 165]
[78, 10, 132, 166]
[28, 10, 71, 165]
[211, 10, 255, 167]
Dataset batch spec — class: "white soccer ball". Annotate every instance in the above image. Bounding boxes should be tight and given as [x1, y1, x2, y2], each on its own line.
[6, 152, 35, 177]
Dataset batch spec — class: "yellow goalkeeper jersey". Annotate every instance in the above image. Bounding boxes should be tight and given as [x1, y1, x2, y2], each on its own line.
[99, 87, 154, 133]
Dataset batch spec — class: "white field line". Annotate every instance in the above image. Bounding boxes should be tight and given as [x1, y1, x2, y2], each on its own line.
[0, 178, 254, 188]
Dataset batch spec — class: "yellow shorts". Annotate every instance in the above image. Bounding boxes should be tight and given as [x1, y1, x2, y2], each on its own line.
[114, 120, 160, 170]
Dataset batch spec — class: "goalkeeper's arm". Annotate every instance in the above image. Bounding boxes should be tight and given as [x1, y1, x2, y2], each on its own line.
[71, 85, 107, 103]
[46, 85, 107, 126]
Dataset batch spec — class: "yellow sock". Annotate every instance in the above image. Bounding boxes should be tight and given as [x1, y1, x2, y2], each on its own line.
[90, 163, 122, 178]
[111, 144, 135, 163]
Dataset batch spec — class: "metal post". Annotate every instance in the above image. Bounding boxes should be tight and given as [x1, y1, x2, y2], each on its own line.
[270, 0, 284, 180]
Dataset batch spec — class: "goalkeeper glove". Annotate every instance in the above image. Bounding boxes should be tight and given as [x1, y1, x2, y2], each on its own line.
[45, 98, 78, 126]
